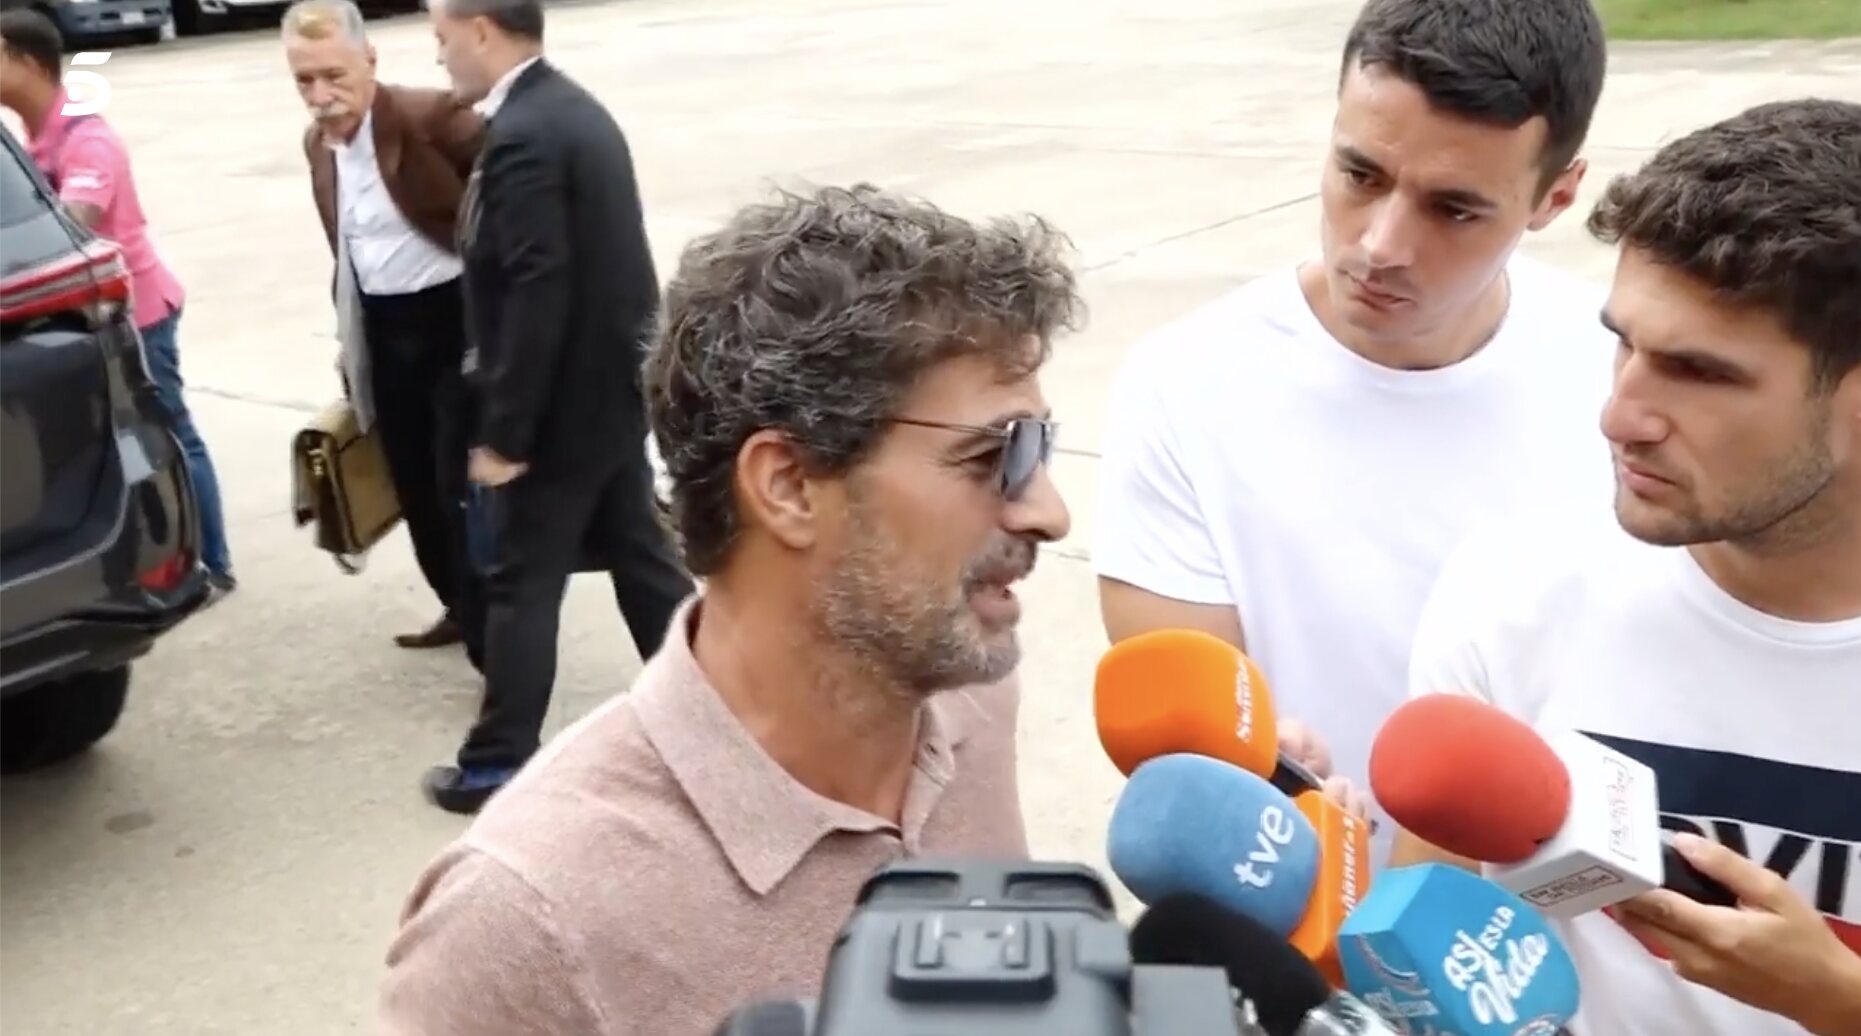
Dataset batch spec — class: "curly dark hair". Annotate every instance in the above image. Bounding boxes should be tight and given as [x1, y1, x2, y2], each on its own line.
[1342, 0, 1607, 189]
[1587, 98, 1861, 389]
[643, 183, 1084, 576]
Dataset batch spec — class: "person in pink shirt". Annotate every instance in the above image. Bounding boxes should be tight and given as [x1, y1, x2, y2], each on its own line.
[2, 9, 234, 589]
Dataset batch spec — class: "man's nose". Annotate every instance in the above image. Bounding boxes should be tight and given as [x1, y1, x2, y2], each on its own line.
[1360, 197, 1419, 270]
[304, 79, 334, 105]
[1004, 464, 1071, 544]
[1600, 362, 1667, 446]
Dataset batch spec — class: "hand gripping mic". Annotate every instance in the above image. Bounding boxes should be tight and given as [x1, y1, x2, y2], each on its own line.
[1369, 695, 1734, 916]
[1130, 892, 1401, 1036]
[1097, 631, 1374, 982]
[1337, 863, 1581, 1036]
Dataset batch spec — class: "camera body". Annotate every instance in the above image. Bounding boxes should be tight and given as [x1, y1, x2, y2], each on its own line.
[713, 859, 1257, 1036]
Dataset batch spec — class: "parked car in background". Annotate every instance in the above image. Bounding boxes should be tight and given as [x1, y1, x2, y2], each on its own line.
[0, 125, 208, 774]
[168, 0, 279, 36]
[27, 0, 170, 47]
[169, 0, 418, 36]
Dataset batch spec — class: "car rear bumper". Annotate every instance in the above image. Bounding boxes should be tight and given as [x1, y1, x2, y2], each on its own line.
[0, 571, 208, 693]
[191, 0, 288, 15]
[0, 362, 210, 698]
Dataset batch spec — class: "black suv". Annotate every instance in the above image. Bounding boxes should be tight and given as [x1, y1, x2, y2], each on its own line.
[0, 125, 208, 773]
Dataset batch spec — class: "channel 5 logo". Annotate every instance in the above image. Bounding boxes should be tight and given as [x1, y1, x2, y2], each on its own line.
[61, 52, 113, 117]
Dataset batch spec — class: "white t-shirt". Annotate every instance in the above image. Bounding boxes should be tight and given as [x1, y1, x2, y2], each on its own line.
[1092, 255, 1617, 861]
[1408, 506, 1861, 1035]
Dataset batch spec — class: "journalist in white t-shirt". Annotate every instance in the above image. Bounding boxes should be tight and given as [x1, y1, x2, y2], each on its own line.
[1399, 99, 1861, 1035]
[1093, 0, 1616, 857]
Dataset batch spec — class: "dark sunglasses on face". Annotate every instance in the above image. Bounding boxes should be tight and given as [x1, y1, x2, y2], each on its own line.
[892, 416, 1058, 501]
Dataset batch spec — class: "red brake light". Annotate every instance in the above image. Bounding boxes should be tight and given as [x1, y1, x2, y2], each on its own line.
[136, 550, 192, 593]
[0, 238, 133, 325]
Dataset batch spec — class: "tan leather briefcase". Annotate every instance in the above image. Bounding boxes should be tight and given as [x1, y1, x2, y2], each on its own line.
[291, 400, 402, 573]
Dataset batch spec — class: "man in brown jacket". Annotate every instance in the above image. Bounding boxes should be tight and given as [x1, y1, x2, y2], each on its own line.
[285, 0, 486, 657]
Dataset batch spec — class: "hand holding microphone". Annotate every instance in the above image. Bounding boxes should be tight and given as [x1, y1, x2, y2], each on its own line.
[1369, 694, 1734, 916]
[1613, 832, 1861, 1036]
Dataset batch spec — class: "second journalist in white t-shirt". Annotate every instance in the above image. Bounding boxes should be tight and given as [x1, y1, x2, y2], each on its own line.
[1093, 0, 1617, 860]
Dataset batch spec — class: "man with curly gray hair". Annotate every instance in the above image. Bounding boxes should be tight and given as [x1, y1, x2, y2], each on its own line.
[378, 183, 1081, 1035]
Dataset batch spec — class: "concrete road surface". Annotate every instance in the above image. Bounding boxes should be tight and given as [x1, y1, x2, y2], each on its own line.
[3, 0, 1857, 1030]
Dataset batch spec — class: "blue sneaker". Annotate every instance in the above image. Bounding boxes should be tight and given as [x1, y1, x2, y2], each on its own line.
[421, 764, 518, 814]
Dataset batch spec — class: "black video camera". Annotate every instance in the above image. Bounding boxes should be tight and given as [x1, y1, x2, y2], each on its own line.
[711, 859, 1257, 1036]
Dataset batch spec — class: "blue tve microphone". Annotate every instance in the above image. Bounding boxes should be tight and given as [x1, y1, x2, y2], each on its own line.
[1107, 752, 1322, 937]
[1337, 864, 1581, 1036]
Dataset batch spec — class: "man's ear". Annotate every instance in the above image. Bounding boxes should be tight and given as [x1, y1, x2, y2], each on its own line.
[365, 44, 378, 72]
[1527, 157, 1588, 232]
[734, 430, 825, 553]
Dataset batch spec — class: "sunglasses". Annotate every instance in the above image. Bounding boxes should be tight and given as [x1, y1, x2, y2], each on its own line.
[893, 416, 1058, 501]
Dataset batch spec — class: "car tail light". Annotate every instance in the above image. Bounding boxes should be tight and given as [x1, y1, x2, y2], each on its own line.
[137, 551, 192, 593]
[0, 238, 133, 326]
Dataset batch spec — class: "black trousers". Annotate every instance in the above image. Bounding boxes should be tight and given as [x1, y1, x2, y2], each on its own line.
[455, 443, 693, 770]
[359, 278, 472, 626]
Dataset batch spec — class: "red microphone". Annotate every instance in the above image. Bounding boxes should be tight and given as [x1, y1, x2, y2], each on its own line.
[1370, 695, 1733, 918]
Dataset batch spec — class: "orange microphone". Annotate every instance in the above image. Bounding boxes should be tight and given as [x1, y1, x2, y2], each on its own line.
[1288, 787, 1373, 987]
[1094, 629, 1372, 986]
[1094, 628, 1280, 779]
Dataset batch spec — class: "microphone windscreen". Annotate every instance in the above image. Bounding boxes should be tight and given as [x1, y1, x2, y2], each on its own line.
[1130, 893, 1331, 1036]
[1337, 863, 1581, 1036]
[1285, 786, 1374, 988]
[1095, 628, 1279, 778]
[1368, 695, 1570, 863]
[1107, 753, 1320, 937]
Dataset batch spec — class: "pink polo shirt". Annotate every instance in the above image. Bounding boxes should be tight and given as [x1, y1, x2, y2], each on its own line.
[377, 596, 1030, 1035]
[27, 88, 184, 330]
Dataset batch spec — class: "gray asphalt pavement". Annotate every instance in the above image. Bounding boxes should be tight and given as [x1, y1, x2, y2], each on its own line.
[2, 1, 1857, 1031]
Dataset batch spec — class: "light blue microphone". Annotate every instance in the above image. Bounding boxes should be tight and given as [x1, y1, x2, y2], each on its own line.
[1106, 752, 1322, 938]
[1338, 863, 1581, 1036]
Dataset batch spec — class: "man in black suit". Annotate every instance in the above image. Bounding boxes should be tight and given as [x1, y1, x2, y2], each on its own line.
[425, 0, 693, 813]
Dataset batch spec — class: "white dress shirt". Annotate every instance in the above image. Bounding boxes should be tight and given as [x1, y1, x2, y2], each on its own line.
[330, 108, 463, 297]
[474, 56, 542, 120]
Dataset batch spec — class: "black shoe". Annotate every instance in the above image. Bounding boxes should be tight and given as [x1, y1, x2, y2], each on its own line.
[421, 764, 516, 815]
[208, 570, 238, 594]
[395, 613, 464, 649]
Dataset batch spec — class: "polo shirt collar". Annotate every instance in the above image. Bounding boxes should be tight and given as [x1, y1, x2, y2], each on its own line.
[633, 598, 978, 897]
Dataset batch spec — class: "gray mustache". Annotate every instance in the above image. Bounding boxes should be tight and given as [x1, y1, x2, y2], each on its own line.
[964, 538, 1039, 587]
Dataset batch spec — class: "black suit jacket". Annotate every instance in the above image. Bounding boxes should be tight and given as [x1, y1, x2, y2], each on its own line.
[459, 60, 657, 477]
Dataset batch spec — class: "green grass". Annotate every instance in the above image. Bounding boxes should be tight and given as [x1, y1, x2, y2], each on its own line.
[1597, 0, 1861, 40]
